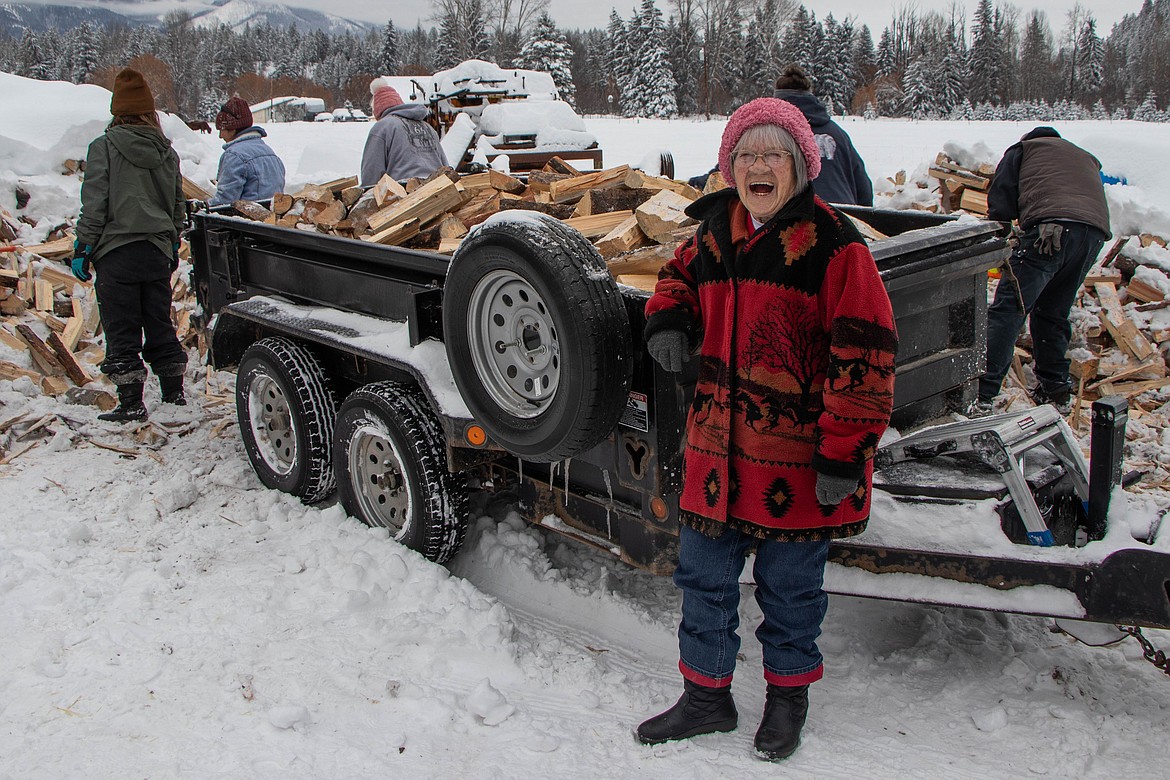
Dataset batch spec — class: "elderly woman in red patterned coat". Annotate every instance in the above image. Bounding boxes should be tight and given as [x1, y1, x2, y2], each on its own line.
[636, 98, 897, 761]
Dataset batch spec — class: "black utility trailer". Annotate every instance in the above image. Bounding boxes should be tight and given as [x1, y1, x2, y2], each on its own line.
[191, 204, 1170, 631]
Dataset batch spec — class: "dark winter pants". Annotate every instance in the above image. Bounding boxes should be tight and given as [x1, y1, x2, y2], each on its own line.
[94, 241, 186, 385]
[675, 524, 829, 688]
[978, 221, 1106, 402]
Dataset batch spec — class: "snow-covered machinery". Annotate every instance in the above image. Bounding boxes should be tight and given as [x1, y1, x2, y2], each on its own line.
[416, 60, 603, 173]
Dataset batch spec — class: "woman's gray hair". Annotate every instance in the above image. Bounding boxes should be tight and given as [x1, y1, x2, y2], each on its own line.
[732, 124, 809, 193]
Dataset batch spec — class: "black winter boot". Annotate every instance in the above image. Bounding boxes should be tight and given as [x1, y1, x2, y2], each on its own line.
[98, 382, 147, 422]
[159, 373, 187, 405]
[754, 684, 809, 761]
[636, 679, 738, 745]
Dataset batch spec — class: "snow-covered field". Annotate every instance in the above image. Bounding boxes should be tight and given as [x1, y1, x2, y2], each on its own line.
[3, 73, 1170, 778]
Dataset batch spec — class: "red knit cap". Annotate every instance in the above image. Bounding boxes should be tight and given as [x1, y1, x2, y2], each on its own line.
[718, 97, 821, 186]
[215, 96, 254, 131]
[370, 77, 403, 119]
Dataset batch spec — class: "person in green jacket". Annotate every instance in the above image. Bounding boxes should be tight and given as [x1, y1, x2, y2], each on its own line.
[72, 67, 188, 421]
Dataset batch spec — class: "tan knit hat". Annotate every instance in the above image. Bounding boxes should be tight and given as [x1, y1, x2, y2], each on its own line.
[110, 68, 155, 116]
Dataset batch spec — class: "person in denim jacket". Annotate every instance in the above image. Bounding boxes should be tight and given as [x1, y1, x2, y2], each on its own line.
[210, 96, 286, 207]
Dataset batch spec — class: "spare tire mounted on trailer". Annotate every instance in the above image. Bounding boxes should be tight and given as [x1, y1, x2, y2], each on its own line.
[443, 212, 633, 462]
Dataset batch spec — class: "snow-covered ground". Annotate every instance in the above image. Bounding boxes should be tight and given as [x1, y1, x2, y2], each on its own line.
[3, 73, 1170, 778]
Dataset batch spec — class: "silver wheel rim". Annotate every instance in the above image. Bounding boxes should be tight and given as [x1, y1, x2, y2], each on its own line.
[466, 269, 560, 418]
[348, 423, 411, 536]
[247, 373, 297, 476]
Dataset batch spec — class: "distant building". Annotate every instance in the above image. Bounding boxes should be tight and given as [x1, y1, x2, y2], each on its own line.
[250, 96, 327, 123]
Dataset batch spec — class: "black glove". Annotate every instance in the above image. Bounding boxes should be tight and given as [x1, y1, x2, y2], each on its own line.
[815, 472, 858, 505]
[171, 241, 181, 273]
[1006, 225, 1023, 251]
[71, 242, 92, 282]
[1035, 223, 1063, 255]
[646, 330, 687, 373]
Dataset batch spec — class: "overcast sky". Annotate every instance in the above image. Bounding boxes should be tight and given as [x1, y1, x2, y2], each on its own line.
[371, 0, 1141, 33]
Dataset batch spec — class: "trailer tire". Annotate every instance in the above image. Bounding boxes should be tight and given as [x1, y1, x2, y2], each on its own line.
[443, 213, 632, 462]
[334, 382, 469, 563]
[236, 337, 338, 502]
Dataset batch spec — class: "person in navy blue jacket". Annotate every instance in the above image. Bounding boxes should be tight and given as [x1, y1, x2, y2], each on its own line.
[773, 65, 872, 207]
[210, 96, 286, 207]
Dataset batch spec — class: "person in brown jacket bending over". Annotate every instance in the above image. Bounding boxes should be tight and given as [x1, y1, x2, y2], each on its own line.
[970, 127, 1111, 417]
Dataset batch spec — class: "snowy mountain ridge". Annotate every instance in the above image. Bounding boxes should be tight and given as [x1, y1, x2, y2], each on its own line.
[0, 0, 372, 34]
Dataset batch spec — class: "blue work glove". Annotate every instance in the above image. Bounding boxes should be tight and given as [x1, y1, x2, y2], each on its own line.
[646, 330, 688, 373]
[71, 243, 92, 282]
[1035, 223, 1063, 255]
[815, 472, 858, 505]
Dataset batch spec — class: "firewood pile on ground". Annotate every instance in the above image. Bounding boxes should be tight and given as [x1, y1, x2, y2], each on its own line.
[0, 202, 201, 427]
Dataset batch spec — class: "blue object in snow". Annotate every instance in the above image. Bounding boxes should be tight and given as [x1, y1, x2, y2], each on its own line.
[1100, 172, 1128, 185]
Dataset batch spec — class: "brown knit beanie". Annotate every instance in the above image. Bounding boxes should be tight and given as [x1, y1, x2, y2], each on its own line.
[110, 68, 155, 116]
[215, 96, 255, 131]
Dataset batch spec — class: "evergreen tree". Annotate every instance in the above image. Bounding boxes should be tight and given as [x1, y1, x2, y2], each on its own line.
[1075, 17, 1104, 102]
[1018, 11, 1055, 102]
[19, 30, 52, 80]
[875, 26, 896, 78]
[69, 23, 100, 84]
[1134, 90, 1161, 120]
[631, 0, 678, 118]
[968, 0, 1003, 104]
[515, 12, 577, 107]
[380, 21, 400, 76]
[901, 55, 934, 119]
[608, 10, 634, 116]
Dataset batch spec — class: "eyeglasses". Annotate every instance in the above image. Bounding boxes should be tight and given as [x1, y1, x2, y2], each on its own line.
[732, 150, 793, 168]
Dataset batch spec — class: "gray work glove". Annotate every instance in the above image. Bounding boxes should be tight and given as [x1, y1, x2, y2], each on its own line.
[646, 329, 688, 373]
[1035, 222, 1063, 255]
[815, 472, 858, 505]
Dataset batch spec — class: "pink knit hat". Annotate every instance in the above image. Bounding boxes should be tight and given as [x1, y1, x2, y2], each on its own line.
[370, 77, 403, 119]
[718, 97, 821, 186]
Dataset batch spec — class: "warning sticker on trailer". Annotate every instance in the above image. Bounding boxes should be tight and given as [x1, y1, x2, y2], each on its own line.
[620, 391, 649, 432]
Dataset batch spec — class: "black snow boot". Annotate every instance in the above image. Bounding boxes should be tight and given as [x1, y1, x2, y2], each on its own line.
[159, 373, 187, 405]
[636, 679, 738, 745]
[98, 382, 147, 422]
[754, 683, 809, 761]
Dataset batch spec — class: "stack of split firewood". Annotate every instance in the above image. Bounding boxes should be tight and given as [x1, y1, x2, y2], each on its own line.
[1, 201, 199, 418]
[1002, 234, 1170, 432]
[928, 152, 995, 216]
[228, 160, 725, 291]
[224, 161, 896, 292]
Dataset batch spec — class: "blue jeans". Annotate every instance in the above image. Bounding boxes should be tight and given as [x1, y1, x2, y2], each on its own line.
[979, 222, 1106, 401]
[675, 524, 829, 688]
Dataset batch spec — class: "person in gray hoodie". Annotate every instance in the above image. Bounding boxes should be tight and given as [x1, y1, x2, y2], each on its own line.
[72, 68, 187, 421]
[360, 78, 449, 186]
[210, 96, 286, 207]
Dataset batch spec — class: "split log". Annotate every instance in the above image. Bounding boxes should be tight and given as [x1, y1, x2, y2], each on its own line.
[373, 174, 409, 206]
[1100, 236, 1130, 267]
[595, 215, 652, 258]
[573, 188, 656, 218]
[634, 189, 697, 244]
[0, 360, 39, 381]
[1094, 282, 1156, 362]
[365, 176, 468, 235]
[272, 192, 295, 216]
[497, 197, 576, 220]
[488, 169, 527, 195]
[703, 171, 730, 194]
[1124, 277, 1165, 304]
[561, 210, 635, 240]
[526, 171, 571, 194]
[959, 188, 988, 214]
[19, 236, 74, 260]
[14, 324, 63, 375]
[231, 200, 274, 222]
[182, 176, 213, 201]
[34, 279, 54, 311]
[623, 169, 701, 201]
[549, 165, 631, 204]
[364, 217, 421, 247]
[544, 156, 583, 176]
[47, 331, 91, 386]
